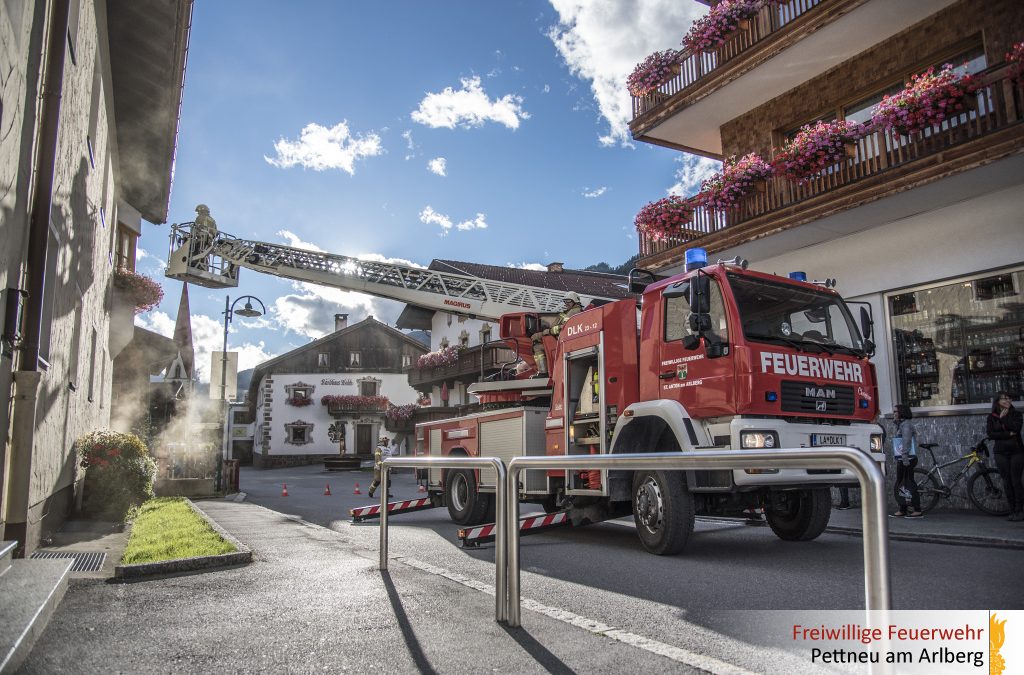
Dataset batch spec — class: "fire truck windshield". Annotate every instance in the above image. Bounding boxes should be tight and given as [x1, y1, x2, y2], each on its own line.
[727, 273, 865, 355]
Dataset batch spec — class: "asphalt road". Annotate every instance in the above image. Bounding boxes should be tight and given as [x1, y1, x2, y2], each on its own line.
[242, 464, 1024, 621]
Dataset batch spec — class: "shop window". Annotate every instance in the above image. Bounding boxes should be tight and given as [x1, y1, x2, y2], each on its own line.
[887, 269, 1023, 409]
[284, 421, 314, 445]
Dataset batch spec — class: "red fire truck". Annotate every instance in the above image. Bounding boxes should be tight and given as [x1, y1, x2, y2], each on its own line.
[165, 223, 882, 555]
[416, 248, 883, 554]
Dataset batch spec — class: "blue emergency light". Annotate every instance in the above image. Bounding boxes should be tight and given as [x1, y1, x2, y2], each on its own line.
[765, 391, 778, 402]
[685, 248, 708, 272]
[788, 271, 807, 282]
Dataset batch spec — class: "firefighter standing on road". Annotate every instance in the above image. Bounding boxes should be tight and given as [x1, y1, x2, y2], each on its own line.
[368, 436, 394, 499]
[531, 292, 583, 377]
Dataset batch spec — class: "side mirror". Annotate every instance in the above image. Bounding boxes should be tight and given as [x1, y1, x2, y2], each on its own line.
[688, 313, 711, 333]
[689, 275, 710, 314]
[859, 306, 873, 341]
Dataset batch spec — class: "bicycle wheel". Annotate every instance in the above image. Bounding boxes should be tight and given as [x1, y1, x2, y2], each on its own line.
[967, 468, 1012, 516]
[912, 468, 941, 513]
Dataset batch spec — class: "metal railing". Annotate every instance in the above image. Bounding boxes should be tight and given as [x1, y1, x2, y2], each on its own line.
[379, 456, 508, 621]
[503, 448, 889, 627]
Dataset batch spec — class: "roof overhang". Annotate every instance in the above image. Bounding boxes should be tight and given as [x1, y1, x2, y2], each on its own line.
[636, 0, 959, 156]
[106, 0, 193, 224]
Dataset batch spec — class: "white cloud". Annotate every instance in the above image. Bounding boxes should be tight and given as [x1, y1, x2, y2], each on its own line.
[668, 154, 721, 197]
[427, 157, 447, 176]
[582, 186, 607, 198]
[543, 84, 551, 93]
[547, 1, 705, 146]
[507, 262, 547, 271]
[265, 121, 383, 174]
[411, 76, 529, 130]
[135, 311, 275, 383]
[419, 206, 488, 236]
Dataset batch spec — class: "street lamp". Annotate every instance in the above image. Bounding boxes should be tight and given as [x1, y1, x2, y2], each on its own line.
[220, 295, 265, 477]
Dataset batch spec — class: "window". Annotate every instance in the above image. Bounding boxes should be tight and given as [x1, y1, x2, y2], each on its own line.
[285, 382, 314, 405]
[887, 268, 1023, 409]
[459, 330, 469, 348]
[360, 379, 379, 397]
[664, 279, 730, 345]
[349, 351, 361, 367]
[401, 354, 412, 368]
[87, 328, 98, 402]
[440, 337, 449, 348]
[480, 324, 492, 344]
[114, 224, 136, 271]
[233, 410, 249, 424]
[317, 352, 329, 368]
[285, 421, 314, 445]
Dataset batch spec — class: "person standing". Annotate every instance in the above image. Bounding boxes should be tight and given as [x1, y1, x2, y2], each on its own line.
[368, 436, 394, 499]
[530, 292, 583, 377]
[987, 391, 1024, 521]
[892, 404, 923, 518]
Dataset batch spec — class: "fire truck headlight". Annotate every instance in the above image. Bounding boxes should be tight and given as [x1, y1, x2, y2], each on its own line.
[740, 431, 779, 449]
[870, 434, 883, 452]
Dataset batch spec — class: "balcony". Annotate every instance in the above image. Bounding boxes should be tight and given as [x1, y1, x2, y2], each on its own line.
[637, 67, 1024, 269]
[629, 0, 959, 156]
[322, 396, 390, 417]
[406, 343, 517, 389]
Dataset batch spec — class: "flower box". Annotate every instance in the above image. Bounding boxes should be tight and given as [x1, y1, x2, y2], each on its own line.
[113, 268, 164, 314]
[870, 64, 979, 137]
[696, 153, 773, 210]
[1009, 41, 1024, 83]
[682, 0, 760, 54]
[321, 394, 390, 415]
[634, 195, 695, 242]
[771, 120, 866, 183]
[416, 345, 462, 369]
[627, 50, 682, 98]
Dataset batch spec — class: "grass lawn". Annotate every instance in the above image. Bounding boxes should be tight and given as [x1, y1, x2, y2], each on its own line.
[121, 497, 236, 565]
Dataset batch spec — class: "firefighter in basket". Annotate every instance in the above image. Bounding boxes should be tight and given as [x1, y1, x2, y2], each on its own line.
[190, 203, 219, 267]
[530, 292, 583, 377]
[368, 436, 394, 499]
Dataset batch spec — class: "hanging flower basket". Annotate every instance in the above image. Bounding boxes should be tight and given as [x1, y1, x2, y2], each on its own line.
[627, 50, 683, 98]
[681, 0, 761, 54]
[113, 268, 164, 314]
[870, 64, 980, 137]
[634, 195, 695, 242]
[696, 153, 773, 210]
[1007, 41, 1024, 83]
[771, 119, 867, 183]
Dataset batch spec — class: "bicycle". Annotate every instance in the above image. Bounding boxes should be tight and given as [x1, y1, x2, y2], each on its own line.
[911, 441, 1010, 515]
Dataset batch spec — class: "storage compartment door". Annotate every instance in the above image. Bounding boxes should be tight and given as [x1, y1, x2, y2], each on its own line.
[479, 416, 523, 488]
[429, 428, 443, 486]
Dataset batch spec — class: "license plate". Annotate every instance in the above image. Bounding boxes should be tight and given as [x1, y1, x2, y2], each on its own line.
[811, 434, 847, 446]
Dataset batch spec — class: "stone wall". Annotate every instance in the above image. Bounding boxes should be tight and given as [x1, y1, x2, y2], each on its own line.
[253, 452, 327, 470]
[720, 0, 1024, 158]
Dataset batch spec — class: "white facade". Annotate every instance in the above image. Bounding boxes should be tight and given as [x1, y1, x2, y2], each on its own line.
[425, 312, 497, 407]
[256, 372, 420, 457]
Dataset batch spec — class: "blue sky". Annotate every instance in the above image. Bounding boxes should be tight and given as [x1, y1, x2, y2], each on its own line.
[134, 0, 717, 380]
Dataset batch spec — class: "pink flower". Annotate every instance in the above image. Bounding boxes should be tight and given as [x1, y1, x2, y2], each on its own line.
[682, 0, 760, 53]
[634, 195, 695, 241]
[770, 120, 865, 184]
[627, 50, 682, 98]
[871, 64, 978, 137]
[695, 154, 772, 210]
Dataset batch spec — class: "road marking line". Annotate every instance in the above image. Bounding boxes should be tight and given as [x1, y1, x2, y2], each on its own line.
[397, 556, 758, 675]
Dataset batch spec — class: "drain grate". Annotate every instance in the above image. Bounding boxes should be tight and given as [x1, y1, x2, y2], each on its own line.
[31, 550, 106, 572]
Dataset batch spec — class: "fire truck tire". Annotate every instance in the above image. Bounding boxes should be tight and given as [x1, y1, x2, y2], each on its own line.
[766, 488, 831, 541]
[631, 470, 694, 555]
[445, 469, 491, 525]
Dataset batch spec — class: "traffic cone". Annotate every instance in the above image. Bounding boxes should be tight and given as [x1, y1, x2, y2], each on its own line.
[417, 483, 427, 493]
[353, 482, 362, 495]
[324, 484, 332, 496]
[281, 483, 289, 497]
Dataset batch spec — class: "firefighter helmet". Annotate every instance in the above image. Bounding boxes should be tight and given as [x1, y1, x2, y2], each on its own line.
[563, 291, 581, 307]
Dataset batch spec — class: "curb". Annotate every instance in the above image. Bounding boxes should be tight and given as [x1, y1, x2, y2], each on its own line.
[825, 525, 1024, 550]
[114, 499, 252, 581]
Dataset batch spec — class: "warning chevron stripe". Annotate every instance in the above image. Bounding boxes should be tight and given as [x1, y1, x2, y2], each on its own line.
[349, 497, 435, 522]
[459, 511, 569, 547]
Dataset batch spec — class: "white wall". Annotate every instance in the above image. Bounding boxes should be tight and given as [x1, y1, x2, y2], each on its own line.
[429, 312, 494, 351]
[264, 372, 419, 456]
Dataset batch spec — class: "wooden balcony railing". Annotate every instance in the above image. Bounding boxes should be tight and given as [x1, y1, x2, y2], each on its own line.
[631, 0, 823, 120]
[406, 342, 518, 388]
[638, 67, 1024, 261]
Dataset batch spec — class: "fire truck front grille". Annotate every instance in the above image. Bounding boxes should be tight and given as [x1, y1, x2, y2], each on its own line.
[780, 380, 855, 416]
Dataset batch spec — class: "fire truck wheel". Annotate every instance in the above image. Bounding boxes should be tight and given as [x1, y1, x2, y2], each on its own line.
[765, 488, 831, 541]
[631, 470, 694, 555]
[445, 469, 491, 526]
